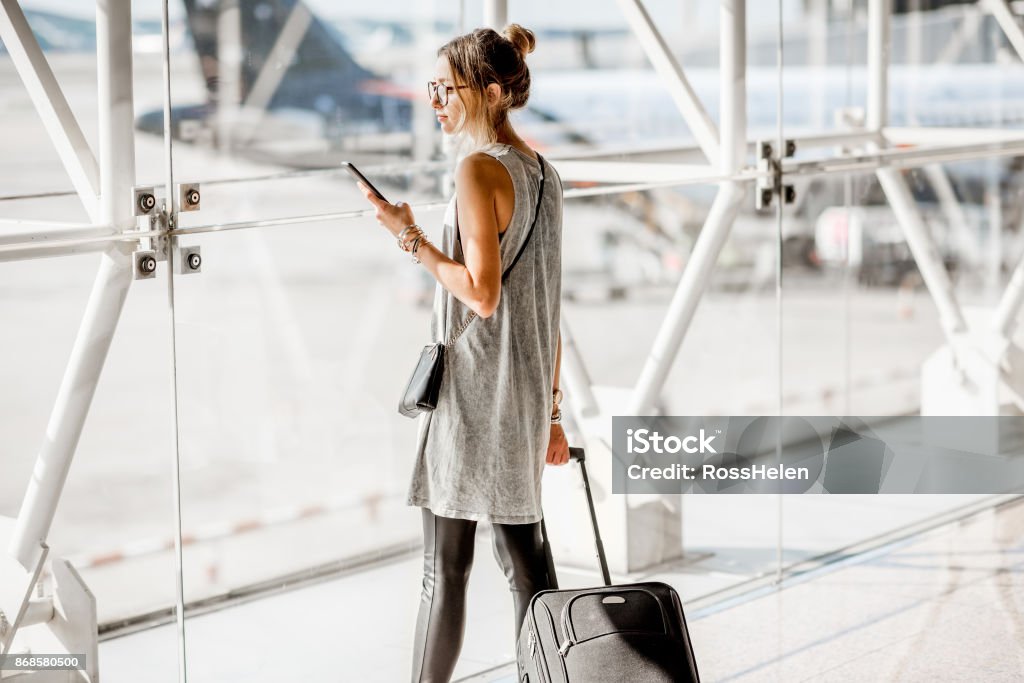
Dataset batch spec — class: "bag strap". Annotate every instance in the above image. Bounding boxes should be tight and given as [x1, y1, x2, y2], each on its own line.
[444, 152, 547, 348]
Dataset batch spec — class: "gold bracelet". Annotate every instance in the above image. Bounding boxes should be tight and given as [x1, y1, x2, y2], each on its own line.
[399, 227, 424, 252]
[396, 225, 419, 248]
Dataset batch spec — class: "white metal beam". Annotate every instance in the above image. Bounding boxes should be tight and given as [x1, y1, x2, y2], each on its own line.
[983, 0, 1024, 62]
[936, 5, 982, 64]
[614, 0, 720, 164]
[97, 0, 136, 227]
[883, 126, 1024, 145]
[218, 0, 242, 150]
[866, 0, 890, 133]
[0, 220, 102, 234]
[629, 0, 747, 414]
[628, 183, 747, 414]
[559, 318, 599, 419]
[8, 243, 135, 574]
[554, 161, 716, 183]
[242, 3, 312, 115]
[719, 0, 746, 174]
[8, 0, 138, 575]
[484, 0, 507, 29]
[922, 163, 983, 268]
[0, 224, 119, 262]
[993, 250, 1024, 337]
[867, 0, 968, 345]
[0, 0, 100, 221]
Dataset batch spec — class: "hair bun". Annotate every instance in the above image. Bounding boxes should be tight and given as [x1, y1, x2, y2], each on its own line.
[503, 24, 535, 58]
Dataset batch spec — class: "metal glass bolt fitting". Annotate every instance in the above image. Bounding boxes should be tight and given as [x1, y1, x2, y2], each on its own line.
[134, 250, 158, 279]
[175, 245, 202, 275]
[177, 183, 201, 212]
[755, 139, 797, 210]
[133, 186, 158, 216]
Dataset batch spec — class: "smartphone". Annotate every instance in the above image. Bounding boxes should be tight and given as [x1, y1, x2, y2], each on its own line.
[341, 161, 388, 202]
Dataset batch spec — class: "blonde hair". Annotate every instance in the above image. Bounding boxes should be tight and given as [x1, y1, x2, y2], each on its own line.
[438, 24, 536, 150]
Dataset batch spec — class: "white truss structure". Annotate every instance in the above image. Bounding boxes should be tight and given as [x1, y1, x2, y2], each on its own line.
[2, 1, 1024, 678]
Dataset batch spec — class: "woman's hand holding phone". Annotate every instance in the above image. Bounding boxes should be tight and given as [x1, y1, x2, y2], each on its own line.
[344, 161, 415, 238]
[357, 182, 415, 239]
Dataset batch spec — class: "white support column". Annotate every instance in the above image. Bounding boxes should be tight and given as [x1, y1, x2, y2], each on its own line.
[615, 0, 720, 164]
[936, 5, 982, 64]
[242, 3, 311, 114]
[233, 2, 312, 147]
[0, 224, 119, 262]
[808, 0, 828, 130]
[922, 164, 982, 268]
[868, 0, 968, 344]
[0, 0, 100, 221]
[413, 2, 439, 167]
[483, 0, 507, 29]
[984, 0, 1024, 61]
[8, 0, 137, 572]
[866, 0, 890, 134]
[719, 0, 746, 175]
[876, 169, 968, 340]
[96, 0, 136, 228]
[628, 184, 747, 414]
[993, 250, 1024, 338]
[629, 0, 747, 415]
[218, 0, 242, 151]
[559, 318, 599, 419]
[546, 0, 747, 577]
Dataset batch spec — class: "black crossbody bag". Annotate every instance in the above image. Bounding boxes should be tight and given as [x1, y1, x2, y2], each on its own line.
[399, 153, 547, 418]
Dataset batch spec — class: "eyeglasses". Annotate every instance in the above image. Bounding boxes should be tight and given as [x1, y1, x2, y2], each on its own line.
[427, 81, 469, 106]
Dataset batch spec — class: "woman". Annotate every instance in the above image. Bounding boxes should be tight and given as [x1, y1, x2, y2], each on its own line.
[358, 23, 568, 683]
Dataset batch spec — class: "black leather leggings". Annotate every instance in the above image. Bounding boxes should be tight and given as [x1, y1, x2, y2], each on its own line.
[410, 508, 552, 683]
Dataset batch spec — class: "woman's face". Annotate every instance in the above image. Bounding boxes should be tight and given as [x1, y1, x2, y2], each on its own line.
[431, 55, 462, 136]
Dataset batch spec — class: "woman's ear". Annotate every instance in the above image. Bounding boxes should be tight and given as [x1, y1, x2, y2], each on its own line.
[485, 83, 502, 109]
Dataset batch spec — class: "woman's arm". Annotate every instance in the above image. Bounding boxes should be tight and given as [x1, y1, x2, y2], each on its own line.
[552, 331, 561, 414]
[546, 331, 569, 466]
[359, 153, 510, 319]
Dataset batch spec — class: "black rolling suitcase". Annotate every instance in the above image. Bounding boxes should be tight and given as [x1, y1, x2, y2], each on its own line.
[518, 447, 700, 683]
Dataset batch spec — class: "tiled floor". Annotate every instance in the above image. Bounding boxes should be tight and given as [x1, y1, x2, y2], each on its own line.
[689, 498, 1024, 682]
[93, 494, 1024, 682]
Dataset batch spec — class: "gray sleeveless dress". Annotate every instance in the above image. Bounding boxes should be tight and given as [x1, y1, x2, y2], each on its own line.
[406, 144, 563, 524]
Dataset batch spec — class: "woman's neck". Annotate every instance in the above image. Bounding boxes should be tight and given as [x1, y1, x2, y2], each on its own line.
[493, 121, 524, 149]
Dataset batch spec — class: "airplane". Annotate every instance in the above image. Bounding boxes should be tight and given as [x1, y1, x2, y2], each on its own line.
[116, 1, 1024, 295]
[130, 1, 1024, 155]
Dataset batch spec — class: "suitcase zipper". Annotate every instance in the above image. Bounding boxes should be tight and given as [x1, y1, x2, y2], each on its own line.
[528, 620, 558, 683]
[558, 586, 672, 657]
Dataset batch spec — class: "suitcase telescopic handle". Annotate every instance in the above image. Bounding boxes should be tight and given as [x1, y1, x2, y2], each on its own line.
[569, 447, 612, 586]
